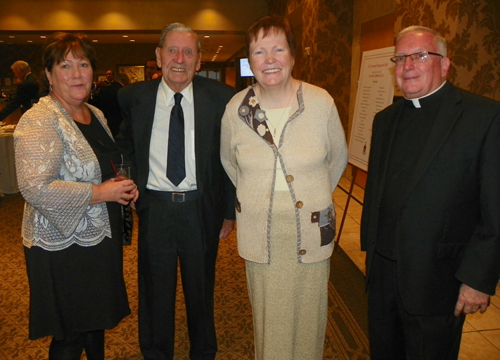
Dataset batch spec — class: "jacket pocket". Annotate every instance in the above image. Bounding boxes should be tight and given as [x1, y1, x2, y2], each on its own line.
[311, 204, 336, 246]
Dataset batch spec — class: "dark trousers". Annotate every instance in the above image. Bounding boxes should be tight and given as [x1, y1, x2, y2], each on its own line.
[138, 193, 218, 360]
[49, 330, 104, 360]
[367, 252, 465, 360]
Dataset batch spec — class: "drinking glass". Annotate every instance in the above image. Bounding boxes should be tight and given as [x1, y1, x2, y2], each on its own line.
[115, 163, 130, 180]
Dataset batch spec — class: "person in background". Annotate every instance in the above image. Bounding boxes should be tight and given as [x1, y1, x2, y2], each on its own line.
[151, 70, 162, 80]
[116, 23, 236, 360]
[13, 32, 138, 360]
[89, 69, 115, 101]
[0, 60, 39, 121]
[144, 58, 159, 81]
[92, 72, 129, 136]
[220, 15, 348, 360]
[105, 69, 115, 84]
[115, 72, 130, 86]
[361, 25, 500, 360]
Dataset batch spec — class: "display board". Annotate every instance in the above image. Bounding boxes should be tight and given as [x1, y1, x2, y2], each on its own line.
[348, 46, 395, 171]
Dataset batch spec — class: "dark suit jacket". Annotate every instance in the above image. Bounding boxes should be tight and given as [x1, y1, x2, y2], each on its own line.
[116, 76, 236, 245]
[0, 72, 39, 121]
[361, 82, 500, 316]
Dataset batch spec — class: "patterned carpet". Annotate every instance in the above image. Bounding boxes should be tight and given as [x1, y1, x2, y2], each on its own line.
[0, 192, 370, 360]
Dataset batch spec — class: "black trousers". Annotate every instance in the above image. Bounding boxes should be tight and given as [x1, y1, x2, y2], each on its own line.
[138, 193, 218, 360]
[367, 252, 465, 360]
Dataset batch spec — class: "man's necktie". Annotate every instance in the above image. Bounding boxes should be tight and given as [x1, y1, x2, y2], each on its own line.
[167, 92, 185, 186]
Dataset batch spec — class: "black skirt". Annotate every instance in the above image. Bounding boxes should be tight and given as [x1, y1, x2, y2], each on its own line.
[24, 216, 130, 340]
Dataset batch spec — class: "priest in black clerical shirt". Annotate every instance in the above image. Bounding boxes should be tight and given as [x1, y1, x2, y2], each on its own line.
[361, 25, 500, 360]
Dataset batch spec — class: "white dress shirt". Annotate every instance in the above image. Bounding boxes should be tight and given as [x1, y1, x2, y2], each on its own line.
[147, 79, 197, 191]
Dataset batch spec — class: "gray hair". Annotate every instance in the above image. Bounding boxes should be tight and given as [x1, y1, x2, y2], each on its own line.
[396, 26, 447, 57]
[158, 23, 201, 52]
[11, 60, 30, 73]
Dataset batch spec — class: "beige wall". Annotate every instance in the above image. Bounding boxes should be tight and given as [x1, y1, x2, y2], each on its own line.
[0, 0, 268, 32]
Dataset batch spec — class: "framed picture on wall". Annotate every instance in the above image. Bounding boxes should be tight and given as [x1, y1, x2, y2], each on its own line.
[118, 65, 145, 83]
[96, 73, 107, 83]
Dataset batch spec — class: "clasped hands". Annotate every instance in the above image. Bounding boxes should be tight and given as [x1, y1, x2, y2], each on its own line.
[91, 178, 139, 208]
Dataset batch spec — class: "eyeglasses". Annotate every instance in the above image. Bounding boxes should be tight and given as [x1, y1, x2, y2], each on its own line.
[390, 51, 443, 66]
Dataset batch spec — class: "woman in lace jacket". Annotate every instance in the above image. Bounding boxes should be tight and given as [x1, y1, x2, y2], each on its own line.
[14, 32, 138, 360]
[220, 15, 348, 360]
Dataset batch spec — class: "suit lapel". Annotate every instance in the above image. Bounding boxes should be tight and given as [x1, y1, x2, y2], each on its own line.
[136, 80, 160, 186]
[402, 83, 463, 200]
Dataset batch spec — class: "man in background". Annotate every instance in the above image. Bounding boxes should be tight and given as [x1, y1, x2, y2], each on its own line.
[105, 69, 115, 85]
[361, 25, 500, 360]
[117, 23, 236, 360]
[92, 72, 129, 136]
[0, 60, 39, 121]
[144, 58, 159, 81]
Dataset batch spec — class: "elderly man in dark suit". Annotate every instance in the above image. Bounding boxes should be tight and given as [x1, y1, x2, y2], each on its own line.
[361, 25, 500, 360]
[0, 60, 39, 121]
[116, 23, 236, 360]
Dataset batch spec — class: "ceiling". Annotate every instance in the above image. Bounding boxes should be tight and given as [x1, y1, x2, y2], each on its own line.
[0, 30, 247, 63]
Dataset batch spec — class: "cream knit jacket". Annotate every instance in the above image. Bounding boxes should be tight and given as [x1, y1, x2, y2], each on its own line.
[221, 82, 348, 264]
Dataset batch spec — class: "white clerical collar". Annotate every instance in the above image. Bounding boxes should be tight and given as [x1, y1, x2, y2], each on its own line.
[405, 81, 447, 108]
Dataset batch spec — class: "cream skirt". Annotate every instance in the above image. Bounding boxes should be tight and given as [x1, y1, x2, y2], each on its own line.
[246, 191, 330, 360]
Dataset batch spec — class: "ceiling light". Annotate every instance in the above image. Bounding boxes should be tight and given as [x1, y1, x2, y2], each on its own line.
[204, 35, 210, 38]
[123, 35, 128, 38]
[9, 36, 15, 39]
[93, 39, 98, 42]
[130, 39, 135, 42]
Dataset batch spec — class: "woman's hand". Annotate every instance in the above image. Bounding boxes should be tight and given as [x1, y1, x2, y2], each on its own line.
[129, 187, 139, 210]
[90, 178, 138, 205]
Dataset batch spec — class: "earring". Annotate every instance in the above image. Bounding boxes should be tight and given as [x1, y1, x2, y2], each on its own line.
[49, 85, 52, 94]
[90, 82, 97, 100]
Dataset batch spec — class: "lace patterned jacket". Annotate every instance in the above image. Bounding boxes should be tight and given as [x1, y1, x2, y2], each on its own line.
[14, 96, 112, 251]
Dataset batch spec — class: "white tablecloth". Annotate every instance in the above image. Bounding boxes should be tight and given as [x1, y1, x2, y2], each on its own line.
[0, 132, 19, 194]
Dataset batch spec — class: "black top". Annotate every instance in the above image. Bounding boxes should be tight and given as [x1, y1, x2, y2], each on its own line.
[376, 87, 447, 259]
[75, 112, 124, 239]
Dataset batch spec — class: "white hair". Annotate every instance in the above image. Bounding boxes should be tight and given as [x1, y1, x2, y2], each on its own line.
[396, 26, 447, 57]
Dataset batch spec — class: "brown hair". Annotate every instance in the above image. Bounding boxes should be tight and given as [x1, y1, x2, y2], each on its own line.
[41, 32, 96, 90]
[245, 15, 296, 58]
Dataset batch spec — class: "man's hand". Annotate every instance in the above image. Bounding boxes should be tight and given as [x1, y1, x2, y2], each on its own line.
[454, 283, 490, 316]
[219, 219, 235, 239]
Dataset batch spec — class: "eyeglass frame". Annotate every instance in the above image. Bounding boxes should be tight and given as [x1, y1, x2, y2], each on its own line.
[390, 51, 444, 66]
